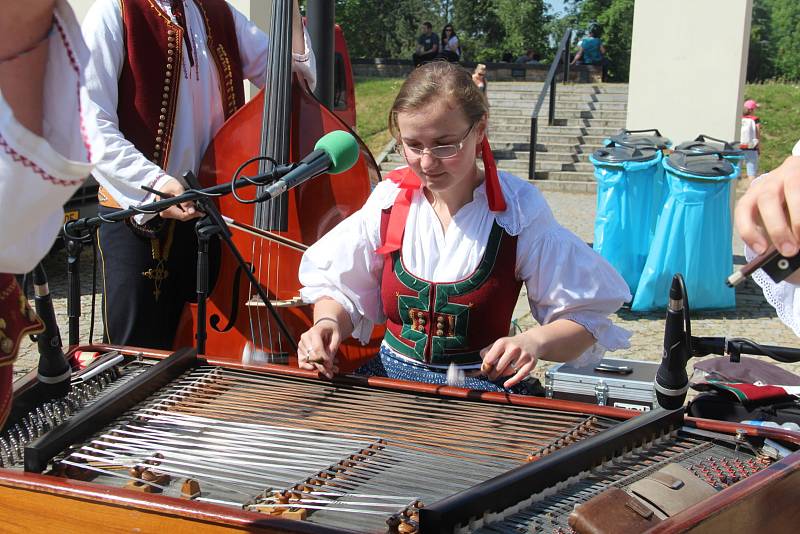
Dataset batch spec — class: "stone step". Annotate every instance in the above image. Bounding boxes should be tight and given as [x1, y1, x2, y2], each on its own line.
[490, 108, 628, 120]
[487, 82, 629, 94]
[493, 149, 600, 163]
[490, 116, 627, 129]
[489, 99, 628, 111]
[486, 91, 629, 103]
[487, 123, 621, 137]
[489, 113, 625, 130]
[528, 179, 597, 193]
[491, 141, 604, 154]
[491, 132, 608, 146]
[381, 154, 595, 174]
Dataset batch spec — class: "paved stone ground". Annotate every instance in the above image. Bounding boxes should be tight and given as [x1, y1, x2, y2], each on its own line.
[516, 186, 800, 388]
[15, 184, 800, 393]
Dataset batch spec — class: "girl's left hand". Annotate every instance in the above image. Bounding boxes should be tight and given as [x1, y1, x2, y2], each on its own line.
[480, 333, 539, 388]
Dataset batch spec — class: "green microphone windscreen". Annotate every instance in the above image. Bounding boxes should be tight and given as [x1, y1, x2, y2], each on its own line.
[314, 130, 360, 175]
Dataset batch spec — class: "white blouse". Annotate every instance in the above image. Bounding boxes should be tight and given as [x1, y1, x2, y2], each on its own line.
[0, 1, 104, 273]
[81, 0, 316, 218]
[300, 171, 632, 364]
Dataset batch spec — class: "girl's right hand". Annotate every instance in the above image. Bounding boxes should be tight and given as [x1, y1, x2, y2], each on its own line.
[297, 318, 342, 379]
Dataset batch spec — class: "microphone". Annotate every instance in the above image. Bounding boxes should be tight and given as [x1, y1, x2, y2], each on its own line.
[260, 130, 360, 199]
[654, 274, 691, 410]
[32, 264, 71, 399]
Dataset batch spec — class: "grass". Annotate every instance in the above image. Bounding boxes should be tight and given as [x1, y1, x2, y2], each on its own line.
[743, 82, 800, 173]
[353, 77, 405, 155]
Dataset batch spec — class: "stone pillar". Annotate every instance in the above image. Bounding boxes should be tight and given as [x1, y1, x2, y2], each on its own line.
[626, 0, 753, 144]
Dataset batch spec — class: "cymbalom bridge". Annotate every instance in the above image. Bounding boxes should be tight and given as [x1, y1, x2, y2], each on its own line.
[1, 346, 799, 533]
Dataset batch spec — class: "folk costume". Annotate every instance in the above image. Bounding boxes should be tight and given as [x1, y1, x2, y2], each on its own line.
[299, 143, 631, 394]
[82, 0, 316, 349]
[0, 1, 104, 424]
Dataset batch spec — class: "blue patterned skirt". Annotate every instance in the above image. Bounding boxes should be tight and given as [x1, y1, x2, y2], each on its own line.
[355, 345, 542, 396]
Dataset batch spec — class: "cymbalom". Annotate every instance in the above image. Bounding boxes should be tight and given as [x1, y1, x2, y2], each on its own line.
[1, 346, 799, 533]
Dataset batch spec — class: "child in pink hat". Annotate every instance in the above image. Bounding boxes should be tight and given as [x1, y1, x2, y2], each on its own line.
[740, 99, 762, 179]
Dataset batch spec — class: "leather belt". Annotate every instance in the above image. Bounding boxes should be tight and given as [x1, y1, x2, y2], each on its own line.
[98, 186, 122, 209]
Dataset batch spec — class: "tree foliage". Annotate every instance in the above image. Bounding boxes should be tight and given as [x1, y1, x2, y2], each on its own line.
[335, 0, 549, 63]
[764, 0, 800, 81]
[332, 1, 800, 82]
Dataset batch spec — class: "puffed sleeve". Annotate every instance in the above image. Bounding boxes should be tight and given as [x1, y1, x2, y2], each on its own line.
[517, 215, 632, 366]
[299, 181, 399, 342]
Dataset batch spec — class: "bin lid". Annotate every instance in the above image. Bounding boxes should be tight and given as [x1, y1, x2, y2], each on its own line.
[592, 144, 659, 163]
[665, 151, 736, 177]
[607, 129, 671, 149]
[676, 136, 743, 158]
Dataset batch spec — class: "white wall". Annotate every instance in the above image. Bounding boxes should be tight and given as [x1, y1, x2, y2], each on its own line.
[626, 0, 752, 145]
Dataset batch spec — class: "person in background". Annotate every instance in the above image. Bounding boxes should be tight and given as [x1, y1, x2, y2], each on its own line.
[516, 48, 541, 65]
[571, 27, 606, 66]
[296, 62, 630, 394]
[0, 0, 104, 426]
[82, 0, 315, 350]
[438, 24, 461, 63]
[412, 22, 439, 67]
[740, 99, 762, 180]
[471, 63, 487, 94]
[734, 144, 800, 335]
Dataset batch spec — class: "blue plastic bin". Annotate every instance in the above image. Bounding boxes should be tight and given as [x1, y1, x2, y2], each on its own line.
[632, 151, 739, 311]
[590, 143, 665, 295]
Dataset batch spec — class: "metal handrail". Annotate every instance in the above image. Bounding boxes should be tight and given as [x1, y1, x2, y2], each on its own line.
[528, 28, 573, 181]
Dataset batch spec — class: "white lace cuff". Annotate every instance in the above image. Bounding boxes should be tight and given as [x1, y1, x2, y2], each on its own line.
[746, 245, 800, 336]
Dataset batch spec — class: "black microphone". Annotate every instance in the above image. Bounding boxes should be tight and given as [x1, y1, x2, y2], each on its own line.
[260, 130, 360, 199]
[32, 264, 71, 399]
[654, 274, 691, 410]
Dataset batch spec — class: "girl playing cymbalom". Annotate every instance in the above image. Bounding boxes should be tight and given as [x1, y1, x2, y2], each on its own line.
[297, 61, 630, 394]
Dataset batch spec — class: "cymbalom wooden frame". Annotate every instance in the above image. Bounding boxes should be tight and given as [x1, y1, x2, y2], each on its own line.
[1, 344, 798, 534]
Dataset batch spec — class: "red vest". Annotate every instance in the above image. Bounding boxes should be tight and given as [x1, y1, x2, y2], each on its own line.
[379, 209, 522, 365]
[0, 274, 43, 427]
[118, 0, 245, 169]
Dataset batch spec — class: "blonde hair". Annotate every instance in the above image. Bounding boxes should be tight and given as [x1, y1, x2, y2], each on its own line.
[474, 63, 487, 75]
[389, 62, 488, 141]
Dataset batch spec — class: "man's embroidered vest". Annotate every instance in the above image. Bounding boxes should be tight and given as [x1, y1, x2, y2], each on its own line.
[0, 274, 43, 426]
[118, 0, 245, 169]
[379, 209, 523, 365]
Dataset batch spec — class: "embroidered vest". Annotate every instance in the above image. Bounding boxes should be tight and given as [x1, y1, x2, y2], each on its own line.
[0, 274, 43, 426]
[379, 209, 523, 365]
[118, 0, 245, 169]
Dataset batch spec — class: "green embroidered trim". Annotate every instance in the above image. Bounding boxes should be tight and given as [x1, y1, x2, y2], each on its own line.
[384, 329, 481, 364]
[389, 222, 505, 363]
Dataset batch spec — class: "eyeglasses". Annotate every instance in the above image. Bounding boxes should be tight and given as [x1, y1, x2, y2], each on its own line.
[400, 123, 476, 160]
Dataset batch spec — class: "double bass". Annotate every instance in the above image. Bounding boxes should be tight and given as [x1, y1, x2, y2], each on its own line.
[174, 0, 384, 371]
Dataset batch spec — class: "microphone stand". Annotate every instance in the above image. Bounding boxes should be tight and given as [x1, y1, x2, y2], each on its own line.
[63, 164, 302, 357]
[181, 171, 298, 356]
[65, 231, 92, 347]
[657, 274, 800, 410]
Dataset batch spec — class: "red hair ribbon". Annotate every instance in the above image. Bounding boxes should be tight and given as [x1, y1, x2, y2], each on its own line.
[376, 137, 506, 255]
